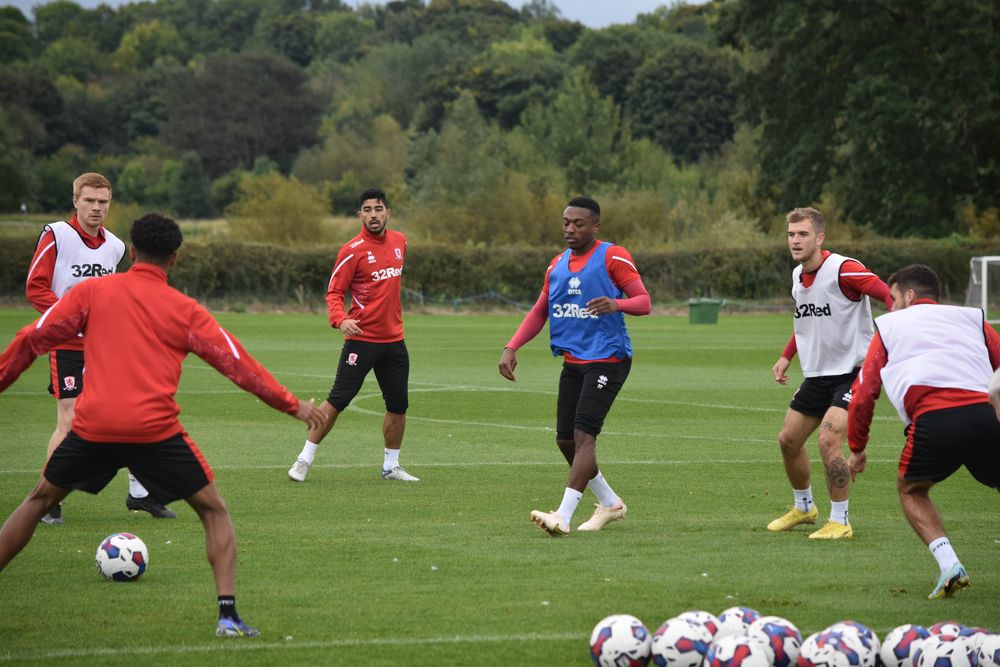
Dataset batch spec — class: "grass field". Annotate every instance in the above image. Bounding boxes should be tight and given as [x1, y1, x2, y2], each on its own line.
[0, 309, 997, 665]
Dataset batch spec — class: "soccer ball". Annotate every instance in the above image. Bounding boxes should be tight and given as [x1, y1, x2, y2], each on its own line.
[827, 621, 879, 667]
[977, 634, 1000, 667]
[650, 617, 713, 667]
[929, 622, 972, 641]
[96, 532, 148, 582]
[590, 614, 652, 667]
[914, 636, 977, 667]
[703, 634, 773, 667]
[717, 607, 762, 639]
[880, 624, 930, 667]
[674, 610, 720, 639]
[747, 615, 802, 667]
[799, 630, 865, 667]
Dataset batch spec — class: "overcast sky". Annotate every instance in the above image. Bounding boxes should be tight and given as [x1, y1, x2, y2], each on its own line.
[4, 0, 680, 29]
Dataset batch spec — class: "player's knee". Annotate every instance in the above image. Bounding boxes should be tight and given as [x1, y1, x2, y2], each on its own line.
[777, 430, 802, 454]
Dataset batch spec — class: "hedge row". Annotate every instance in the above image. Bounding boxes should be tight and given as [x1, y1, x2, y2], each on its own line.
[2, 237, 998, 306]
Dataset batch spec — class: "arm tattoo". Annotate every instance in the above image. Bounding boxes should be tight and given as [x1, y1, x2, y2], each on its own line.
[826, 458, 851, 489]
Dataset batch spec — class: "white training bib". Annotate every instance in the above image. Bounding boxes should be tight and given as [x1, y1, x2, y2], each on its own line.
[876, 304, 992, 424]
[792, 253, 874, 377]
[47, 221, 125, 298]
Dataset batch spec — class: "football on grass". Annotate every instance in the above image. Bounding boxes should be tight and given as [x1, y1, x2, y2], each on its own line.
[96, 532, 148, 582]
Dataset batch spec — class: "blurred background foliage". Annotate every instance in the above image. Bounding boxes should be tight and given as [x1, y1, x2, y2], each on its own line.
[1, 0, 998, 251]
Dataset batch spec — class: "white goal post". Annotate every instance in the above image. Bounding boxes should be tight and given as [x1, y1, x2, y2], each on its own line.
[965, 256, 1000, 323]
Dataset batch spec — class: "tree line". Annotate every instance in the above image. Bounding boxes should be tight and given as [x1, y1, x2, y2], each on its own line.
[1, 0, 997, 247]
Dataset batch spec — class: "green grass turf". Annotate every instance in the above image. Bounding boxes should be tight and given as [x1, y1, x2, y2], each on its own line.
[0, 309, 997, 664]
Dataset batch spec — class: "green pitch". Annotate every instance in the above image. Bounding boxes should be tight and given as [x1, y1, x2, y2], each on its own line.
[0, 309, 996, 664]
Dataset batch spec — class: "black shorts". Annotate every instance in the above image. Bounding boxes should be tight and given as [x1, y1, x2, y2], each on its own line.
[48, 349, 84, 399]
[900, 403, 1000, 487]
[327, 340, 409, 414]
[789, 369, 859, 417]
[44, 431, 215, 504]
[556, 358, 631, 439]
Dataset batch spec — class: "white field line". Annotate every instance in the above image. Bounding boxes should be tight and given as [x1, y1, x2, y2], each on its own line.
[0, 632, 583, 662]
[5, 375, 899, 423]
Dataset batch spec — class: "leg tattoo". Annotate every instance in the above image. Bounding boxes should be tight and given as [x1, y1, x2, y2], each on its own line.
[826, 458, 850, 489]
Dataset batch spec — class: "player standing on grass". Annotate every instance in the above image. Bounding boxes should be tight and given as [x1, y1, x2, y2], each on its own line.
[25, 172, 175, 524]
[848, 264, 1000, 599]
[0, 213, 324, 637]
[768, 207, 893, 539]
[288, 187, 419, 483]
[499, 196, 651, 536]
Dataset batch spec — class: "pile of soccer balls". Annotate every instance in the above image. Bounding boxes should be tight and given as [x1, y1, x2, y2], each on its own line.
[589, 608, 1000, 667]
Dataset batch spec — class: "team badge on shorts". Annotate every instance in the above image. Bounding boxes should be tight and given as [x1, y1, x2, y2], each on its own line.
[63, 376, 76, 391]
[347, 353, 358, 366]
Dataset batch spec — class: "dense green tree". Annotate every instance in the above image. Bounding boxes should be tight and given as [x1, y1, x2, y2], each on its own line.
[466, 27, 563, 128]
[627, 41, 738, 164]
[314, 10, 375, 63]
[161, 53, 323, 177]
[725, 0, 1000, 236]
[567, 25, 656, 109]
[257, 11, 317, 66]
[519, 71, 625, 193]
[0, 63, 64, 153]
[38, 36, 104, 81]
[0, 107, 37, 211]
[33, 1, 86, 48]
[113, 19, 185, 72]
[171, 150, 213, 218]
[32, 143, 88, 212]
[0, 8, 37, 63]
[226, 172, 328, 245]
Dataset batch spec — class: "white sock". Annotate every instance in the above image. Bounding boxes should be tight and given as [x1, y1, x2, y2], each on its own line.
[929, 537, 959, 573]
[830, 500, 849, 525]
[383, 448, 399, 472]
[299, 440, 319, 465]
[128, 474, 149, 498]
[587, 472, 620, 507]
[557, 488, 583, 527]
[793, 487, 813, 513]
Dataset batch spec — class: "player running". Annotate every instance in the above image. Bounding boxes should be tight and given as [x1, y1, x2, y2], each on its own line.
[768, 207, 892, 539]
[0, 213, 324, 637]
[25, 172, 175, 523]
[499, 196, 651, 536]
[288, 188, 418, 483]
[848, 264, 1000, 599]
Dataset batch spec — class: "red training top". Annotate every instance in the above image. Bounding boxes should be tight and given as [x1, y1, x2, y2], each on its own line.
[781, 250, 893, 360]
[326, 227, 406, 343]
[25, 213, 113, 352]
[505, 241, 651, 364]
[0, 263, 299, 442]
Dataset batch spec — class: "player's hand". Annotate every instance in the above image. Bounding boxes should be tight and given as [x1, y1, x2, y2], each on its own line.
[847, 450, 867, 480]
[339, 319, 362, 337]
[498, 347, 518, 382]
[296, 399, 326, 430]
[772, 357, 790, 384]
[584, 296, 618, 316]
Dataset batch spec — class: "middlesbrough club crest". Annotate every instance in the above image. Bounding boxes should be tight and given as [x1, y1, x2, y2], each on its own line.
[394, 248, 402, 260]
[63, 376, 76, 391]
[347, 353, 358, 366]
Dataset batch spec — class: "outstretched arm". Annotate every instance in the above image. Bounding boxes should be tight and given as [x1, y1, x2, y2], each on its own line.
[186, 305, 309, 419]
[0, 292, 88, 392]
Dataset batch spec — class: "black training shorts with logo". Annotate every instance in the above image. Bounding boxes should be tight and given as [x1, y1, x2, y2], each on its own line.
[556, 358, 632, 439]
[900, 402, 1000, 487]
[789, 368, 860, 417]
[327, 339, 409, 414]
[44, 431, 214, 503]
[48, 349, 84, 399]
